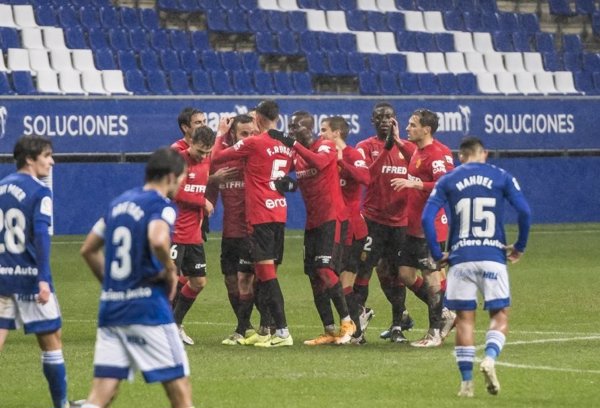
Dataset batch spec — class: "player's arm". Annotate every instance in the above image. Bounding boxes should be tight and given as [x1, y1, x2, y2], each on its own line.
[292, 141, 336, 171]
[148, 217, 178, 301]
[211, 138, 251, 165]
[80, 218, 106, 284]
[32, 192, 53, 304]
[338, 151, 370, 185]
[505, 175, 532, 263]
[422, 184, 448, 262]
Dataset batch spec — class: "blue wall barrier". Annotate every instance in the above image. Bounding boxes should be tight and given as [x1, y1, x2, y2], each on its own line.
[0, 97, 598, 234]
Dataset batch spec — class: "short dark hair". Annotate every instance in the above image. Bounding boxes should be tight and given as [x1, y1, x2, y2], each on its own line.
[291, 110, 314, 129]
[177, 107, 201, 134]
[231, 114, 254, 134]
[255, 99, 279, 121]
[412, 108, 439, 134]
[190, 126, 216, 147]
[13, 135, 52, 170]
[324, 116, 349, 140]
[372, 102, 395, 115]
[145, 147, 186, 182]
[459, 136, 485, 157]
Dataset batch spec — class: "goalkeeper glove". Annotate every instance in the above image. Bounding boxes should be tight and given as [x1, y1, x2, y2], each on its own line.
[274, 176, 298, 194]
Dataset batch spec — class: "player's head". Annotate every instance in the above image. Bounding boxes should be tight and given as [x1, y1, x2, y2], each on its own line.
[371, 102, 396, 139]
[146, 147, 186, 197]
[320, 116, 349, 142]
[230, 114, 257, 143]
[459, 136, 488, 164]
[406, 108, 438, 144]
[289, 111, 314, 147]
[178, 107, 206, 139]
[189, 126, 216, 161]
[14, 134, 54, 177]
[254, 99, 279, 131]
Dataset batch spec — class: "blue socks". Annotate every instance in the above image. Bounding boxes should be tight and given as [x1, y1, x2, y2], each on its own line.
[42, 350, 68, 408]
[455, 346, 475, 381]
[485, 330, 506, 360]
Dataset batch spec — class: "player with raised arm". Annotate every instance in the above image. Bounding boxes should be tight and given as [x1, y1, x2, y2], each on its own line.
[171, 126, 216, 345]
[0, 135, 71, 408]
[390, 108, 456, 347]
[211, 99, 294, 348]
[422, 137, 531, 397]
[171, 107, 207, 152]
[320, 116, 371, 344]
[78, 148, 194, 408]
[275, 111, 355, 346]
[354, 102, 416, 343]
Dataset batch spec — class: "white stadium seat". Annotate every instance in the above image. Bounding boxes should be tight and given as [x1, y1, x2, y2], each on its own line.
[473, 32, 495, 53]
[445, 52, 469, 73]
[13, 5, 38, 28]
[403, 11, 427, 31]
[523, 52, 545, 73]
[376, 0, 398, 12]
[495, 72, 520, 94]
[375, 32, 399, 53]
[515, 72, 540, 95]
[305, 10, 330, 31]
[425, 52, 448, 73]
[423, 11, 446, 33]
[405, 52, 429, 73]
[81, 70, 109, 95]
[72, 49, 96, 72]
[534, 71, 560, 94]
[554, 71, 579, 94]
[102, 70, 132, 94]
[326, 11, 350, 33]
[21, 28, 46, 49]
[484, 53, 507, 73]
[259, 0, 281, 10]
[36, 70, 62, 94]
[454, 32, 476, 53]
[0, 50, 9, 72]
[50, 49, 76, 72]
[476, 72, 501, 93]
[59, 70, 86, 94]
[43, 27, 68, 50]
[28, 49, 51, 72]
[355, 31, 380, 53]
[277, 0, 299, 10]
[357, 0, 379, 11]
[464, 52, 487, 74]
[0, 4, 18, 28]
[7, 48, 31, 72]
[503, 52, 527, 73]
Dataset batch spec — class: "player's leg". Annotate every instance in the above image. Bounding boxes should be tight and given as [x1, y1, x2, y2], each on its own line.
[455, 310, 476, 398]
[221, 238, 240, 319]
[37, 329, 69, 408]
[162, 377, 193, 408]
[80, 378, 121, 408]
[0, 295, 15, 351]
[340, 268, 362, 342]
[0, 328, 8, 351]
[169, 244, 188, 309]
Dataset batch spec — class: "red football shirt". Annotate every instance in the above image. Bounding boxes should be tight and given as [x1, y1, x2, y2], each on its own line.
[404, 140, 454, 238]
[171, 138, 189, 153]
[294, 138, 347, 230]
[208, 136, 247, 238]
[211, 132, 293, 225]
[339, 145, 370, 243]
[356, 135, 416, 227]
[173, 149, 211, 244]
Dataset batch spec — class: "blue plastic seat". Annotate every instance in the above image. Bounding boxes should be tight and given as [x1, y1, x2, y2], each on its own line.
[387, 53, 407, 72]
[0, 27, 21, 50]
[378, 71, 401, 94]
[368, 53, 389, 72]
[140, 8, 160, 30]
[161, 49, 181, 71]
[498, 12, 520, 32]
[238, 0, 258, 11]
[254, 71, 274, 94]
[386, 12, 405, 31]
[220, 52, 241, 71]
[542, 51, 561, 71]
[576, 0, 597, 15]
[548, 0, 577, 17]
[94, 48, 117, 70]
[117, 50, 138, 71]
[147, 69, 172, 94]
[479, 0, 498, 12]
[443, 10, 464, 31]
[366, 11, 387, 31]
[347, 11, 368, 31]
[140, 50, 161, 72]
[456, 73, 479, 94]
[88, 28, 110, 51]
[232, 70, 256, 94]
[318, 32, 339, 52]
[191, 69, 213, 94]
[480, 12, 500, 32]
[99, 6, 119, 29]
[57, 6, 79, 28]
[455, 0, 476, 11]
[200, 50, 222, 71]
[119, 7, 140, 27]
[493, 31, 513, 52]
[562, 51, 583, 72]
[591, 71, 600, 91]
[438, 73, 459, 94]
[150, 30, 170, 50]
[218, 0, 236, 9]
[207, 9, 229, 32]
[191, 31, 209, 50]
[416, 32, 437, 52]
[288, 11, 308, 32]
[227, 10, 250, 33]
[157, 0, 179, 12]
[0, 72, 14, 95]
[298, 0, 318, 8]
[11, 71, 37, 95]
[169, 69, 193, 95]
[338, 33, 356, 51]
[358, 72, 379, 94]
[179, 50, 201, 72]
[129, 28, 149, 52]
[574, 71, 596, 94]
[535, 32, 555, 53]
[318, 0, 338, 9]
[563, 34, 583, 53]
[338, 0, 356, 10]
[462, 11, 482, 32]
[347, 52, 367, 73]
[399, 73, 421, 94]
[35, 6, 58, 26]
[435, 33, 455, 52]
[178, 0, 202, 12]
[396, 0, 415, 10]
[80, 6, 101, 30]
[169, 30, 191, 51]
[396, 32, 418, 52]
[211, 71, 234, 94]
[109, 29, 130, 52]
[511, 32, 532, 52]
[123, 70, 147, 95]
[247, 10, 268, 32]
[292, 72, 312, 94]
[299, 31, 319, 53]
[306, 51, 329, 74]
[328, 52, 351, 75]
[277, 32, 300, 55]
[583, 53, 600, 72]
[272, 72, 293, 94]
[256, 32, 277, 54]
[267, 11, 288, 32]
[520, 13, 541, 33]
[242, 52, 260, 71]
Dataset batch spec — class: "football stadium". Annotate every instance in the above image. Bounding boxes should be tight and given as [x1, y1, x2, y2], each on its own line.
[0, 0, 599, 407]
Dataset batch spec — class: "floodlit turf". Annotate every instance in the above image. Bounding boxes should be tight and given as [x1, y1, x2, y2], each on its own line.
[2, 224, 600, 407]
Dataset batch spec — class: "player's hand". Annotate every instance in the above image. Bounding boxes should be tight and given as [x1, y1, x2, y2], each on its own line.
[164, 262, 178, 302]
[204, 199, 214, 216]
[267, 129, 296, 148]
[217, 115, 234, 137]
[435, 252, 449, 269]
[274, 175, 298, 194]
[505, 245, 523, 264]
[209, 167, 238, 184]
[36, 281, 51, 304]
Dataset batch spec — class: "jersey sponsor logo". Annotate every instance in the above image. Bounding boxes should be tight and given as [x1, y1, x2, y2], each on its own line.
[408, 174, 421, 182]
[317, 144, 332, 154]
[484, 113, 575, 135]
[432, 160, 447, 174]
[23, 114, 129, 137]
[482, 271, 498, 280]
[444, 155, 453, 165]
[161, 206, 177, 225]
[100, 287, 152, 301]
[0, 265, 38, 276]
[265, 197, 287, 209]
[354, 159, 367, 168]
[450, 238, 505, 252]
[194, 263, 206, 270]
[296, 168, 318, 179]
[381, 165, 407, 174]
[219, 180, 244, 190]
[0, 106, 7, 139]
[40, 196, 53, 217]
[183, 184, 206, 193]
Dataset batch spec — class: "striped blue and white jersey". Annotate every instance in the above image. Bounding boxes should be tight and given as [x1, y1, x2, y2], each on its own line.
[94, 187, 177, 327]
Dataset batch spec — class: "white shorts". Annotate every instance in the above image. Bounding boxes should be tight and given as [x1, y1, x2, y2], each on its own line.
[93, 323, 190, 383]
[444, 261, 510, 311]
[0, 293, 62, 334]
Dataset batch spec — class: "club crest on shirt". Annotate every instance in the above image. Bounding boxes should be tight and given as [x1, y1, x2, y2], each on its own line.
[188, 172, 196, 179]
[416, 158, 422, 168]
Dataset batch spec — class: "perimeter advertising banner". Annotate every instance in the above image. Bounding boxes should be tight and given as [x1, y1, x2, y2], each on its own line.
[0, 97, 595, 153]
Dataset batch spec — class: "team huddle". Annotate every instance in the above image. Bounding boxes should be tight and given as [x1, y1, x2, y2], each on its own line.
[0, 100, 531, 407]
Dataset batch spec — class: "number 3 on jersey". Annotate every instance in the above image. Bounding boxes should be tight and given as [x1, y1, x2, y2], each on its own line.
[110, 226, 132, 280]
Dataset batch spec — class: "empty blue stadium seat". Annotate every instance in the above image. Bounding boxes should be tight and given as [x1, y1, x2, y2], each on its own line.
[456, 73, 479, 94]
[247, 10, 268, 32]
[201, 50, 222, 71]
[563, 34, 583, 53]
[318, 0, 338, 9]
[80, 6, 101, 30]
[88, 28, 110, 51]
[221, 52, 242, 71]
[548, 0, 577, 16]
[117, 50, 138, 71]
[378, 71, 401, 94]
[238, 0, 258, 11]
[443, 10, 464, 31]
[157, 0, 179, 12]
[519, 13, 541, 33]
[396, 32, 418, 52]
[180, 50, 201, 72]
[147, 69, 172, 94]
[573, 71, 596, 94]
[57, 6, 79, 28]
[178, 0, 202, 12]
[318, 32, 339, 52]
[347, 52, 367, 73]
[396, 0, 415, 10]
[493, 31, 514, 52]
[150, 29, 170, 50]
[346, 11, 368, 31]
[416, 32, 437, 52]
[498, 12, 520, 32]
[128, 28, 148, 52]
[576, 0, 597, 15]
[292, 72, 313, 94]
[338, 33, 357, 51]
[228, 10, 250, 33]
[0, 72, 14, 95]
[12, 71, 37, 95]
[119, 7, 140, 27]
[0, 27, 21, 50]
[387, 53, 407, 72]
[306, 51, 330, 74]
[366, 11, 387, 31]
[358, 72, 379, 94]
[592, 71, 600, 91]
[328, 52, 352, 75]
[207, 9, 229, 31]
[338, 0, 356, 10]
[99, 6, 119, 29]
[219, 0, 237, 9]
[462, 11, 482, 32]
[161, 49, 181, 71]
[140, 50, 161, 72]
[242, 52, 261, 71]
[562, 51, 583, 72]
[535, 32, 555, 52]
[256, 32, 278, 54]
[298, 0, 318, 8]
[35, 6, 58, 26]
[438, 73, 459, 94]
[94, 48, 117, 70]
[109, 29, 130, 52]
[435, 33, 455, 52]
[273, 72, 294, 94]
[170, 30, 192, 51]
[168, 69, 193, 95]
[542, 51, 561, 71]
[232, 70, 256, 94]
[387, 12, 405, 31]
[455, 0, 476, 11]
[480, 0, 498, 12]
[399, 73, 421, 94]
[583, 53, 600, 72]
[511, 32, 532, 52]
[125, 69, 148, 95]
[211, 71, 234, 94]
[140, 8, 160, 30]
[267, 11, 288, 32]
[368, 54, 389, 72]
[192, 69, 213, 94]
[191, 31, 209, 50]
[299, 31, 319, 53]
[254, 71, 274, 94]
[288, 11, 308, 32]
[480, 12, 500, 32]
[277, 32, 300, 55]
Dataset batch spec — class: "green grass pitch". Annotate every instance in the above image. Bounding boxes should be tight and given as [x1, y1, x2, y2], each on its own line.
[1, 224, 600, 407]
